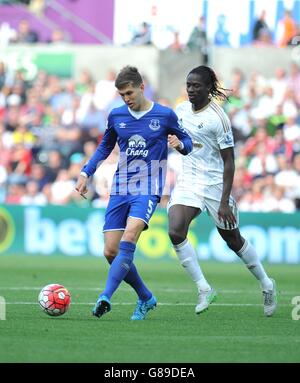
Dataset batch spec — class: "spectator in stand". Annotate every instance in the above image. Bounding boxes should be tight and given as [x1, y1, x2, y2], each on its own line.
[8, 143, 32, 181]
[5, 183, 26, 204]
[274, 155, 299, 196]
[168, 31, 184, 53]
[55, 121, 82, 158]
[286, 63, 300, 107]
[282, 116, 300, 143]
[61, 96, 83, 127]
[186, 17, 208, 64]
[273, 127, 293, 161]
[291, 154, 300, 209]
[242, 126, 275, 158]
[253, 29, 273, 46]
[11, 123, 36, 148]
[268, 105, 286, 134]
[94, 69, 117, 111]
[174, 85, 188, 107]
[287, 23, 300, 45]
[232, 164, 252, 202]
[0, 120, 13, 152]
[1, 57, 300, 211]
[142, 74, 155, 101]
[282, 88, 298, 119]
[92, 148, 118, 208]
[252, 10, 271, 42]
[20, 179, 47, 206]
[48, 28, 69, 44]
[82, 140, 98, 160]
[76, 69, 94, 95]
[44, 150, 68, 183]
[0, 163, 7, 202]
[49, 79, 76, 113]
[80, 102, 106, 142]
[131, 22, 152, 45]
[276, 10, 297, 47]
[4, 104, 21, 132]
[30, 162, 51, 191]
[239, 179, 265, 212]
[251, 85, 277, 119]
[269, 68, 287, 106]
[214, 14, 230, 46]
[105, 90, 124, 114]
[0, 61, 14, 92]
[263, 184, 295, 213]
[50, 169, 75, 205]
[11, 19, 39, 44]
[247, 142, 278, 178]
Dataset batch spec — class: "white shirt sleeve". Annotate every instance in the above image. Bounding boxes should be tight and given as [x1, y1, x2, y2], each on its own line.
[215, 112, 234, 149]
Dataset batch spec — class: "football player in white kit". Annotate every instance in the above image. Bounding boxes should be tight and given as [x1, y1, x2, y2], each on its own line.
[168, 65, 277, 317]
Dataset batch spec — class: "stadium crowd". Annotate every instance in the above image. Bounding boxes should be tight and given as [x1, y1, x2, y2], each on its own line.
[0, 59, 300, 212]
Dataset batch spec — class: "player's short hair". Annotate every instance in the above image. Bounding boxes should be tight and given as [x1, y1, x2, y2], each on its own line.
[188, 65, 230, 101]
[115, 66, 143, 89]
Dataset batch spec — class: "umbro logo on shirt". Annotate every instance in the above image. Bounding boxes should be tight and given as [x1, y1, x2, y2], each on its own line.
[119, 122, 126, 129]
[198, 122, 204, 129]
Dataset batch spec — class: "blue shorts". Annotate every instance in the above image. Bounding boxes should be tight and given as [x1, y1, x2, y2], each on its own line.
[103, 194, 160, 232]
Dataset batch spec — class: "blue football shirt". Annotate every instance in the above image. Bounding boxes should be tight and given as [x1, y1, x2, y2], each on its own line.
[82, 103, 192, 196]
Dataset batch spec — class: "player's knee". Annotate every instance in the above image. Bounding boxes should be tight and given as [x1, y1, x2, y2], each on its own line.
[225, 237, 243, 253]
[103, 247, 118, 263]
[122, 231, 137, 243]
[225, 238, 235, 251]
[168, 228, 185, 245]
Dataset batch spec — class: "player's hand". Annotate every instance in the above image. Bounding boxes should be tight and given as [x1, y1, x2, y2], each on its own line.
[168, 134, 182, 150]
[218, 202, 236, 230]
[75, 175, 88, 199]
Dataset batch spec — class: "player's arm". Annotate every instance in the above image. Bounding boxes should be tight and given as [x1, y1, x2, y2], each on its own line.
[75, 117, 117, 197]
[219, 146, 236, 229]
[216, 113, 237, 229]
[168, 134, 184, 152]
[167, 109, 193, 155]
[220, 147, 235, 204]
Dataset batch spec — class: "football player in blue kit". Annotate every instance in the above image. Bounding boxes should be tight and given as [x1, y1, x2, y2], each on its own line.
[75, 66, 192, 320]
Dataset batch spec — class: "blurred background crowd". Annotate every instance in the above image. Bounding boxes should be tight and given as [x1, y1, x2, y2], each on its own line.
[1, 0, 300, 213]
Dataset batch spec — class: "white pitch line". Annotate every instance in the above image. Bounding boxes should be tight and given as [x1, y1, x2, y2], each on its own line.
[5, 302, 292, 307]
[0, 287, 296, 296]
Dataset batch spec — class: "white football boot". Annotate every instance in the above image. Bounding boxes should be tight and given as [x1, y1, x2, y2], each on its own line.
[263, 278, 277, 317]
[195, 287, 217, 314]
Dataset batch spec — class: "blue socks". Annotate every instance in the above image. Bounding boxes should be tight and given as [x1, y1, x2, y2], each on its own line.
[101, 241, 135, 299]
[124, 263, 152, 302]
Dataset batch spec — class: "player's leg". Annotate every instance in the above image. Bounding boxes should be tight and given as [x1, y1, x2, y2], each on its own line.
[101, 218, 145, 298]
[168, 204, 216, 314]
[94, 195, 159, 319]
[92, 230, 122, 318]
[168, 204, 209, 288]
[103, 231, 152, 302]
[92, 195, 138, 318]
[93, 218, 146, 318]
[217, 227, 277, 316]
[205, 184, 277, 316]
[126, 195, 160, 320]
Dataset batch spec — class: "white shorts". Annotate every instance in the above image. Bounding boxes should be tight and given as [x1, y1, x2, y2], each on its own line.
[167, 183, 239, 230]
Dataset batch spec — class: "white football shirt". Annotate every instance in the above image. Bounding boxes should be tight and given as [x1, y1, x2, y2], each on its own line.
[175, 100, 234, 186]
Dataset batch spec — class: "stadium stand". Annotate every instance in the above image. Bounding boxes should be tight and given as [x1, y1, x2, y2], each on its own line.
[1, 0, 300, 212]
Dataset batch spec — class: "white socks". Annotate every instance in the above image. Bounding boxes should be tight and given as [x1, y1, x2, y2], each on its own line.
[237, 240, 273, 291]
[173, 239, 211, 292]
[174, 238, 273, 293]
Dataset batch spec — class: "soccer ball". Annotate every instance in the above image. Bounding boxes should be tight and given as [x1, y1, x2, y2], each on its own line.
[38, 284, 71, 317]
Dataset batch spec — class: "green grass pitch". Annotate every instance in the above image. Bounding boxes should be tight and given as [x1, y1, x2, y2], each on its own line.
[0, 255, 299, 363]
